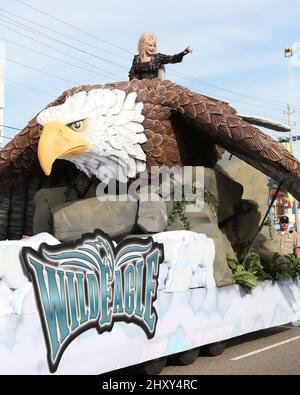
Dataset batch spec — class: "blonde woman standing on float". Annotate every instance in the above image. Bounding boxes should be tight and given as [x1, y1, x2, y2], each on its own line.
[129, 32, 192, 81]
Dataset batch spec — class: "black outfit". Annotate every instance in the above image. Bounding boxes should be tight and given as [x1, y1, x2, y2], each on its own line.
[129, 51, 187, 81]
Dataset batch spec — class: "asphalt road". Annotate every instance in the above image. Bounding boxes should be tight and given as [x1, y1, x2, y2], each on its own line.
[161, 323, 300, 375]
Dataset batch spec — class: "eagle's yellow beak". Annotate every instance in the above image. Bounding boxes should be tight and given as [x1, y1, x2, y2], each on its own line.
[38, 121, 90, 176]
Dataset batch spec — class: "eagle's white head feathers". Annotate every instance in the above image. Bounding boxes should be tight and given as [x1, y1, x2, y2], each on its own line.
[37, 88, 147, 183]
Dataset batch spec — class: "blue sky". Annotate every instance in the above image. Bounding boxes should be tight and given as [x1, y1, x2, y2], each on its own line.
[1, 0, 300, 155]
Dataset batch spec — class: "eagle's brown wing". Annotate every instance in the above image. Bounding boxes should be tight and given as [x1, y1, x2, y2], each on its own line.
[1, 79, 300, 199]
[123, 79, 300, 199]
[0, 120, 40, 188]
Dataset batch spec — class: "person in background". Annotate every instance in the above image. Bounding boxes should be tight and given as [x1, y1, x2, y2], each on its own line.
[129, 32, 192, 81]
[277, 215, 300, 258]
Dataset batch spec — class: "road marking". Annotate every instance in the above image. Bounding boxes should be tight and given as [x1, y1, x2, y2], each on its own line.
[231, 335, 300, 361]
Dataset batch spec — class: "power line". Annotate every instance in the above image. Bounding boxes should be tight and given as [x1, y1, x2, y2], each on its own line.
[190, 86, 286, 113]
[169, 69, 289, 108]
[205, 91, 286, 112]
[0, 12, 128, 71]
[6, 78, 56, 98]
[0, 34, 121, 82]
[0, 19, 123, 80]
[5, 10, 289, 117]
[235, 106, 288, 124]
[15, 0, 132, 55]
[170, 69, 289, 108]
[0, 124, 21, 132]
[5, 57, 79, 85]
[4, 70, 288, 130]
[182, 84, 288, 122]
[0, 136, 13, 142]
[11, 2, 290, 111]
[3, 2, 294, 126]
[0, 7, 130, 61]
[2, 65, 289, 131]
[220, 96, 285, 112]
[2, 16, 286, 114]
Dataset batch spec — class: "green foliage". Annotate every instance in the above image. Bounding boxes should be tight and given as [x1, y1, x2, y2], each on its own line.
[238, 250, 267, 281]
[232, 270, 258, 294]
[227, 254, 258, 294]
[166, 199, 191, 231]
[227, 247, 300, 294]
[287, 254, 300, 278]
[166, 184, 206, 231]
[262, 253, 300, 281]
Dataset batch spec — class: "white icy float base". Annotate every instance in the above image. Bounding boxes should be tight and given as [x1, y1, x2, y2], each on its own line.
[0, 231, 300, 374]
[0, 279, 300, 374]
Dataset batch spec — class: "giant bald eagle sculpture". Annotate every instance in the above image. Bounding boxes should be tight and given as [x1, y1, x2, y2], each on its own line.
[0, 79, 300, 239]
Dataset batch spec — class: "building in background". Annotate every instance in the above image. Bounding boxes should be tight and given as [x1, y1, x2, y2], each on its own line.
[269, 180, 289, 227]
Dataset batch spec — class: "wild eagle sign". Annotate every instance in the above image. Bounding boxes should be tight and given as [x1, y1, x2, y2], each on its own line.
[21, 230, 163, 373]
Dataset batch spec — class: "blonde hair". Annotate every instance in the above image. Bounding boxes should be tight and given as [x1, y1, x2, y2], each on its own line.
[138, 32, 157, 59]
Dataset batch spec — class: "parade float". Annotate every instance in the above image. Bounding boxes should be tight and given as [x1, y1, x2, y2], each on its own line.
[0, 79, 300, 374]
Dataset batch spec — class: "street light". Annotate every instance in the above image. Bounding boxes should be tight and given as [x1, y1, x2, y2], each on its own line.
[284, 47, 293, 58]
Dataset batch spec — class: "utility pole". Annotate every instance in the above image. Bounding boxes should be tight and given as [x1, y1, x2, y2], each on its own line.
[0, 44, 4, 147]
[284, 47, 298, 229]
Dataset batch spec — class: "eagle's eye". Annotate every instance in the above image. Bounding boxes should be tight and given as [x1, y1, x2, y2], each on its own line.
[68, 120, 86, 132]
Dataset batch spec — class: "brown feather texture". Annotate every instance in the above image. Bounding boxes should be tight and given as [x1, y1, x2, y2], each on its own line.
[1, 79, 300, 199]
